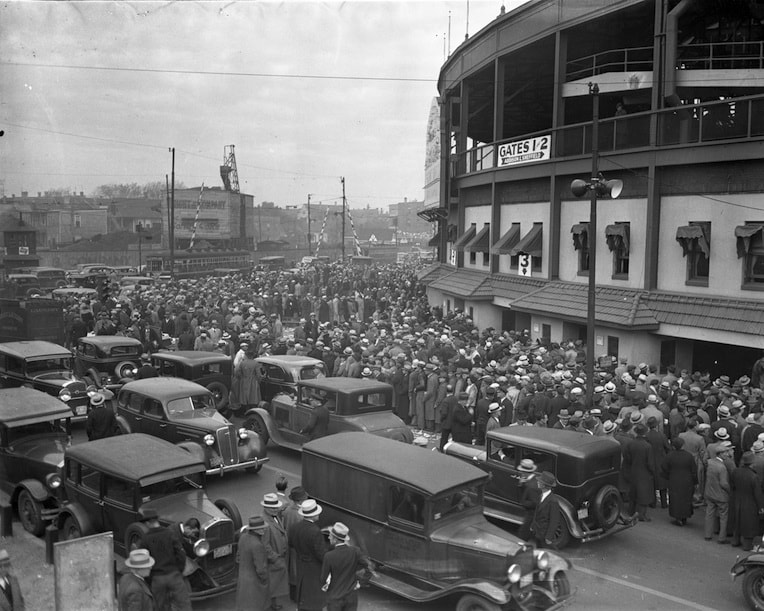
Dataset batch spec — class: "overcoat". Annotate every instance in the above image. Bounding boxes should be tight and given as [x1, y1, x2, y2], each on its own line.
[263, 512, 290, 599]
[233, 356, 261, 406]
[118, 572, 154, 611]
[646, 429, 671, 489]
[288, 519, 327, 611]
[731, 466, 764, 539]
[660, 448, 697, 520]
[623, 436, 655, 505]
[235, 530, 269, 611]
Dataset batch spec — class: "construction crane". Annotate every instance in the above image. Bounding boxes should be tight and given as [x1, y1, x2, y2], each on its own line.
[220, 145, 240, 193]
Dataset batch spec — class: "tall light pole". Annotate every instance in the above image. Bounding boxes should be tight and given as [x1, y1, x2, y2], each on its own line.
[571, 83, 623, 405]
[307, 194, 312, 255]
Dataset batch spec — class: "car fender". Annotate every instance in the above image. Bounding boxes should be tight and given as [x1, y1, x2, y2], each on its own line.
[732, 553, 764, 578]
[115, 415, 132, 435]
[557, 496, 587, 539]
[243, 407, 279, 439]
[57, 503, 93, 533]
[238, 432, 265, 458]
[15, 479, 49, 503]
[177, 441, 208, 465]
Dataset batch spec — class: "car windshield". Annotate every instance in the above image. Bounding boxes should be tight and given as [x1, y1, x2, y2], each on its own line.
[431, 486, 481, 522]
[140, 474, 203, 502]
[8, 420, 68, 443]
[27, 357, 72, 374]
[167, 394, 217, 418]
[299, 364, 326, 380]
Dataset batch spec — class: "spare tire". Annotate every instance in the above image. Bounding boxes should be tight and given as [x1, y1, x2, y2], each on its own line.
[592, 484, 622, 530]
[115, 361, 136, 379]
[207, 381, 230, 412]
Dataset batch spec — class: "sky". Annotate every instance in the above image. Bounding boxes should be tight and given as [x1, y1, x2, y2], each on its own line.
[0, 0, 529, 210]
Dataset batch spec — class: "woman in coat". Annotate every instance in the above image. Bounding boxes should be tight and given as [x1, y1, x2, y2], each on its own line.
[232, 347, 261, 410]
[731, 452, 764, 550]
[235, 517, 269, 611]
[660, 437, 697, 525]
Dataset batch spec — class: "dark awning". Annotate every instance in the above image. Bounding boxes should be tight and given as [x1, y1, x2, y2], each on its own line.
[428, 231, 441, 247]
[606, 223, 630, 252]
[510, 224, 543, 258]
[417, 207, 448, 223]
[464, 224, 490, 252]
[675, 225, 709, 258]
[570, 223, 589, 251]
[735, 224, 764, 258]
[491, 224, 521, 254]
[454, 224, 477, 252]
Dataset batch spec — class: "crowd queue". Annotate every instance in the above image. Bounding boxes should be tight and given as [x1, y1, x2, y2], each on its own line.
[46, 259, 764, 609]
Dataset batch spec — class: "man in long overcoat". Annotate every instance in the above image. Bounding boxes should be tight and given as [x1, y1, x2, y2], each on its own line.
[232, 347, 261, 410]
[262, 494, 289, 610]
[623, 423, 655, 521]
[731, 452, 764, 550]
[660, 437, 697, 525]
[236, 517, 269, 611]
[288, 500, 327, 611]
[451, 392, 473, 444]
[645, 417, 671, 508]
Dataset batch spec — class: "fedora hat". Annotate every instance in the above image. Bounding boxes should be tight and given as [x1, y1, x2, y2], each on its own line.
[538, 471, 557, 488]
[329, 522, 350, 542]
[138, 507, 159, 522]
[518, 459, 537, 472]
[261, 493, 283, 510]
[90, 393, 105, 407]
[299, 499, 322, 518]
[714, 427, 730, 441]
[247, 516, 266, 530]
[488, 402, 502, 414]
[125, 549, 155, 570]
[602, 420, 617, 434]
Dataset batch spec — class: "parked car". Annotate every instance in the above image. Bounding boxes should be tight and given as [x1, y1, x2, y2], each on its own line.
[244, 377, 413, 450]
[303, 432, 571, 610]
[11, 267, 69, 291]
[0, 387, 71, 535]
[51, 287, 98, 300]
[5, 274, 43, 298]
[150, 351, 232, 412]
[74, 336, 144, 392]
[254, 355, 326, 403]
[57, 433, 241, 600]
[115, 378, 267, 475]
[731, 534, 764, 611]
[444, 427, 636, 548]
[0, 341, 92, 419]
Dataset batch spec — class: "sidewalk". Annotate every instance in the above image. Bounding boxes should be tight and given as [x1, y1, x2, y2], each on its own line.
[1, 522, 55, 610]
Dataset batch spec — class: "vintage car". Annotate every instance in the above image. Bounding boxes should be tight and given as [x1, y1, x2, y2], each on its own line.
[445, 427, 636, 548]
[51, 287, 98, 300]
[244, 377, 413, 450]
[150, 351, 232, 412]
[731, 534, 764, 611]
[74, 336, 144, 391]
[303, 432, 571, 610]
[115, 378, 267, 475]
[0, 387, 71, 536]
[0, 341, 91, 419]
[5, 274, 43, 298]
[254, 355, 326, 404]
[58, 433, 241, 600]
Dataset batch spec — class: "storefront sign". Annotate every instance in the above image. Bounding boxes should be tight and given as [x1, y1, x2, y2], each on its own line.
[498, 135, 551, 166]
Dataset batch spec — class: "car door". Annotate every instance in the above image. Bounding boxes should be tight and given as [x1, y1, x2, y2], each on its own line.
[102, 474, 138, 546]
[0, 355, 24, 389]
[290, 387, 315, 443]
[385, 485, 429, 573]
[119, 391, 143, 432]
[65, 460, 105, 532]
[140, 398, 173, 441]
[483, 439, 522, 512]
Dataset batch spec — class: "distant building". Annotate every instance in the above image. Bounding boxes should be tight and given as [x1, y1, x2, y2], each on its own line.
[0, 213, 39, 277]
[389, 198, 431, 243]
[107, 198, 164, 237]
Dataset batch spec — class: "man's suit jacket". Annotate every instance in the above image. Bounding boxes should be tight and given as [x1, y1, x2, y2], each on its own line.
[0, 575, 23, 611]
[530, 492, 562, 545]
[117, 572, 153, 611]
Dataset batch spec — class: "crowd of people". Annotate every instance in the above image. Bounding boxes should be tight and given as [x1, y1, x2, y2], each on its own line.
[49, 257, 764, 606]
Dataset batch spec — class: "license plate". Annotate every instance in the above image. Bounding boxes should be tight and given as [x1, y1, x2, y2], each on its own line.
[213, 544, 232, 558]
[75, 405, 87, 416]
[520, 573, 533, 588]
[577, 508, 589, 520]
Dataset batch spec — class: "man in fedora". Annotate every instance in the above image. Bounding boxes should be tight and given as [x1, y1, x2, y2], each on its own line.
[288, 500, 327, 611]
[85, 392, 119, 441]
[517, 459, 540, 541]
[529, 471, 564, 549]
[320, 523, 374, 611]
[0, 550, 23, 611]
[705, 442, 731, 544]
[236, 517, 269, 611]
[118, 549, 154, 611]
[262, 493, 289, 610]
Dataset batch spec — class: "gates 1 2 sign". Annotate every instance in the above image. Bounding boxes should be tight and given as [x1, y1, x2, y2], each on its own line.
[498, 135, 551, 167]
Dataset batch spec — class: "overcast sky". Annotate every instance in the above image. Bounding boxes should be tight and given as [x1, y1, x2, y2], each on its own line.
[1, 0, 528, 210]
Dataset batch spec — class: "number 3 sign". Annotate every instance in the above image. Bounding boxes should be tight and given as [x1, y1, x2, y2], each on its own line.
[518, 252, 531, 277]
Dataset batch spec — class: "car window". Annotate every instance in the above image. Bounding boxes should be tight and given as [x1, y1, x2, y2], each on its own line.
[488, 440, 517, 466]
[201, 363, 222, 375]
[83, 344, 97, 358]
[103, 475, 135, 507]
[299, 364, 326, 380]
[390, 487, 424, 525]
[80, 464, 101, 493]
[264, 365, 287, 381]
[143, 399, 164, 418]
[167, 394, 215, 417]
[110, 345, 140, 357]
[432, 486, 481, 521]
[8, 420, 65, 443]
[0, 355, 6, 370]
[303, 389, 336, 413]
[128, 393, 142, 411]
[27, 357, 70, 374]
[354, 392, 387, 412]
[156, 360, 177, 376]
[521, 448, 556, 475]
[5, 357, 24, 375]
[140, 474, 202, 502]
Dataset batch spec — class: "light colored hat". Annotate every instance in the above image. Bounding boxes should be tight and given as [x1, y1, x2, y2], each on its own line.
[518, 459, 537, 472]
[602, 420, 617, 434]
[261, 493, 283, 510]
[90, 393, 105, 407]
[299, 499, 322, 517]
[488, 402, 501, 414]
[604, 382, 616, 393]
[125, 549, 155, 570]
[714, 427, 730, 441]
[718, 405, 731, 418]
[630, 411, 643, 424]
[330, 522, 350, 542]
[753, 440, 764, 454]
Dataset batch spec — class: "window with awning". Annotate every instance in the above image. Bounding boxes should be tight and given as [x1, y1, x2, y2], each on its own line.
[675, 224, 710, 258]
[454, 224, 476, 252]
[427, 231, 441, 247]
[510, 224, 543, 258]
[571, 223, 589, 251]
[736, 224, 764, 287]
[491, 224, 521, 254]
[606, 223, 630, 252]
[464, 224, 490, 252]
[735, 224, 764, 258]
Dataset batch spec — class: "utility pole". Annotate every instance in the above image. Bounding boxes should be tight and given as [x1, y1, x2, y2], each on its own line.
[341, 177, 346, 261]
[307, 194, 312, 255]
[165, 174, 170, 249]
[169, 147, 175, 277]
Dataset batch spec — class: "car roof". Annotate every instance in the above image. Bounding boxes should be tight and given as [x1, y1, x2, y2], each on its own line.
[304, 432, 488, 496]
[0, 341, 72, 360]
[255, 355, 324, 367]
[8, 274, 38, 279]
[66, 434, 205, 484]
[120, 377, 211, 399]
[78, 336, 144, 348]
[152, 351, 230, 365]
[487, 426, 620, 458]
[0, 387, 72, 426]
[299, 378, 391, 393]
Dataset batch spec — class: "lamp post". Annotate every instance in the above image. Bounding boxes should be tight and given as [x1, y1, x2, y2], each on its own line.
[570, 83, 623, 405]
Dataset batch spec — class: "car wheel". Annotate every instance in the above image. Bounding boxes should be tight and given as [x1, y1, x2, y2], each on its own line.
[244, 414, 269, 445]
[743, 567, 764, 611]
[455, 593, 501, 611]
[115, 361, 136, 379]
[592, 484, 623, 530]
[547, 520, 571, 550]
[61, 515, 83, 540]
[124, 522, 150, 553]
[549, 570, 571, 598]
[207, 382, 229, 412]
[214, 499, 243, 530]
[17, 490, 45, 536]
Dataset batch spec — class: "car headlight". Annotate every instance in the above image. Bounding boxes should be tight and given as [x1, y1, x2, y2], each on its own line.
[238, 427, 248, 440]
[507, 563, 522, 583]
[535, 550, 549, 570]
[46, 473, 62, 490]
[204, 434, 215, 446]
[58, 389, 72, 402]
[193, 538, 210, 557]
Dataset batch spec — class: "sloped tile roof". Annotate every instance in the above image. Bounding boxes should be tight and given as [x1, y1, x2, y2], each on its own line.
[645, 292, 764, 335]
[492, 273, 547, 300]
[416, 263, 451, 282]
[428, 268, 493, 300]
